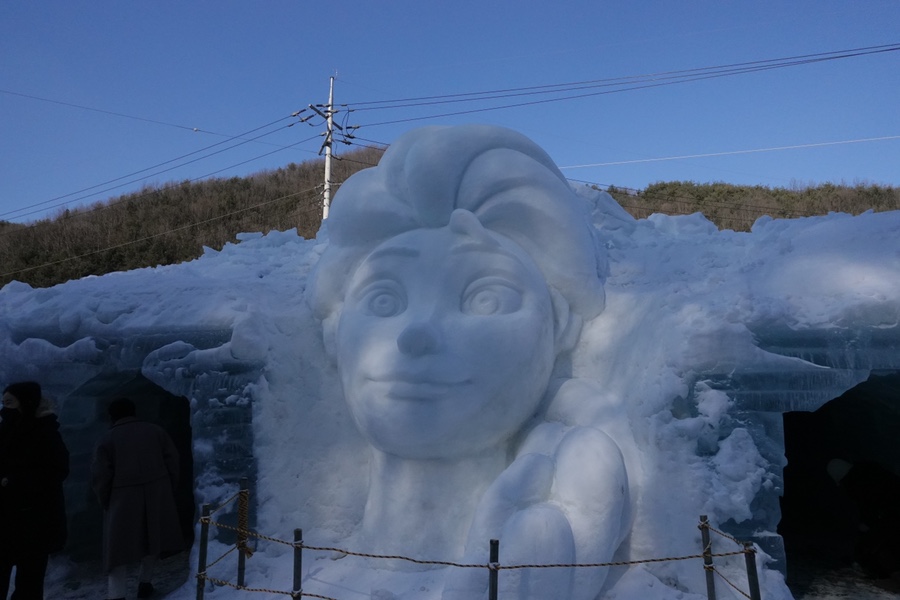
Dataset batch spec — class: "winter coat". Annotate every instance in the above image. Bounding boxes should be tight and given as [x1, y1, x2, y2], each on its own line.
[91, 416, 184, 570]
[0, 406, 70, 559]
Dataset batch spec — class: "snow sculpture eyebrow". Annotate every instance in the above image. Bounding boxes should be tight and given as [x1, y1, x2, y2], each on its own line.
[449, 240, 517, 260]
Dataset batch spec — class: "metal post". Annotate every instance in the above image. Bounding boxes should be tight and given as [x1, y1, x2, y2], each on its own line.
[743, 542, 762, 600]
[197, 504, 211, 600]
[488, 539, 499, 600]
[699, 515, 717, 600]
[237, 477, 248, 587]
[293, 528, 303, 597]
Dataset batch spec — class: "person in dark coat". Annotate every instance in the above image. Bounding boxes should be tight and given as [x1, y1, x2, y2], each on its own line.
[91, 398, 184, 600]
[0, 381, 69, 600]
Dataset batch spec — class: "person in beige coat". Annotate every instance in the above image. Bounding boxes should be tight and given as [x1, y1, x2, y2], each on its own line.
[91, 398, 183, 600]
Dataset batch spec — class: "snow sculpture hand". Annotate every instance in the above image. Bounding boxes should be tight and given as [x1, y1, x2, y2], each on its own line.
[442, 453, 575, 599]
[443, 424, 629, 600]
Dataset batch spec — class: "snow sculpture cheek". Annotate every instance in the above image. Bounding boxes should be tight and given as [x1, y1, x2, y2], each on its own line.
[335, 218, 558, 460]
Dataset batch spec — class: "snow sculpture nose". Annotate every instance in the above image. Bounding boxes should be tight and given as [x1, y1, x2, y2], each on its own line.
[397, 321, 441, 356]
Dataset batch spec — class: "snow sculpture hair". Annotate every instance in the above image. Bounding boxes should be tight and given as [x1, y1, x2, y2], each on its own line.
[308, 124, 607, 323]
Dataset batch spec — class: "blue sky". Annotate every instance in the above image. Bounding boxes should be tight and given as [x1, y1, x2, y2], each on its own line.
[1, 1, 898, 223]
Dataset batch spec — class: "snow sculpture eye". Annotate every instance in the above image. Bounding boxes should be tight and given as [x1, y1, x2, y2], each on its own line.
[461, 278, 522, 315]
[360, 284, 406, 317]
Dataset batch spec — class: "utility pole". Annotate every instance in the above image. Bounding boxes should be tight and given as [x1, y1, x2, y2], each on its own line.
[309, 77, 336, 220]
[322, 76, 335, 219]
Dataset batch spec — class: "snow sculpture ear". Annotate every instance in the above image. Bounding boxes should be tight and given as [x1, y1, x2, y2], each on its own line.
[550, 286, 581, 354]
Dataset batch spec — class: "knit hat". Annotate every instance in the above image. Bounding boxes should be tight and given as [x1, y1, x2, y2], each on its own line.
[3, 381, 42, 417]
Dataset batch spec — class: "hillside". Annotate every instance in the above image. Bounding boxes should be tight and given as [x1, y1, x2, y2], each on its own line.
[1, 146, 897, 289]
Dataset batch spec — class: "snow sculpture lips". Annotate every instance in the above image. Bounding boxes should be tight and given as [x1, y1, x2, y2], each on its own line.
[336, 210, 557, 459]
[368, 377, 472, 401]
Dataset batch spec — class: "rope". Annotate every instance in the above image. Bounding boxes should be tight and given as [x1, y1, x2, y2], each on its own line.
[197, 573, 339, 600]
[497, 549, 747, 570]
[204, 545, 238, 571]
[706, 524, 745, 548]
[195, 513, 756, 600]
[201, 519, 748, 570]
[199, 517, 295, 547]
[297, 542, 487, 569]
[197, 573, 301, 598]
[299, 541, 732, 570]
[709, 565, 753, 600]
[208, 490, 243, 516]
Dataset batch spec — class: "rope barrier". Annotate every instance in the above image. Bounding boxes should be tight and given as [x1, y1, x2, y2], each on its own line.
[204, 545, 237, 571]
[495, 550, 748, 570]
[697, 515, 762, 600]
[297, 542, 487, 569]
[198, 574, 307, 598]
[207, 490, 243, 516]
[709, 565, 753, 600]
[196, 498, 764, 600]
[201, 516, 748, 571]
[705, 524, 745, 548]
[199, 517, 295, 547]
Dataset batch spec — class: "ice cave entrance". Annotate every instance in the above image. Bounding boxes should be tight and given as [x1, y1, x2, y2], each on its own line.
[59, 372, 195, 561]
[779, 372, 900, 587]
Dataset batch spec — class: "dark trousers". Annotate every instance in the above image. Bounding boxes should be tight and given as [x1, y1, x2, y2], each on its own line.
[0, 552, 49, 600]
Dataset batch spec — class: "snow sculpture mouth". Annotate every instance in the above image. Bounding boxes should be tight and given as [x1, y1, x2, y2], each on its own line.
[367, 378, 472, 401]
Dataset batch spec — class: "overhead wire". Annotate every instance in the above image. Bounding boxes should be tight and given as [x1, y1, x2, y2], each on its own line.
[5, 41, 897, 232]
[0, 133, 323, 235]
[0, 88, 216, 134]
[346, 43, 900, 111]
[560, 135, 900, 169]
[343, 43, 900, 127]
[0, 113, 312, 221]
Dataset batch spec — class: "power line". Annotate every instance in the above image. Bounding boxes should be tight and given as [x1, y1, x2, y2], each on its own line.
[0, 88, 216, 133]
[345, 43, 900, 110]
[560, 135, 900, 169]
[334, 154, 381, 168]
[7, 42, 896, 221]
[6, 38, 896, 228]
[1, 117, 318, 222]
[0, 133, 323, 233]
[343, 43, 900, 127]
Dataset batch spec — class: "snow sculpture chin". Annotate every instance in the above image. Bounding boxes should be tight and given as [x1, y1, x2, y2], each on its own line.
[308, 125, 631, 598]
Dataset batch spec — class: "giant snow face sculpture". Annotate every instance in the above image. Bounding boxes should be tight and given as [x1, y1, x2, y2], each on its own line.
[308, 124, 630, 599]
[336, 211, 559, 459]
